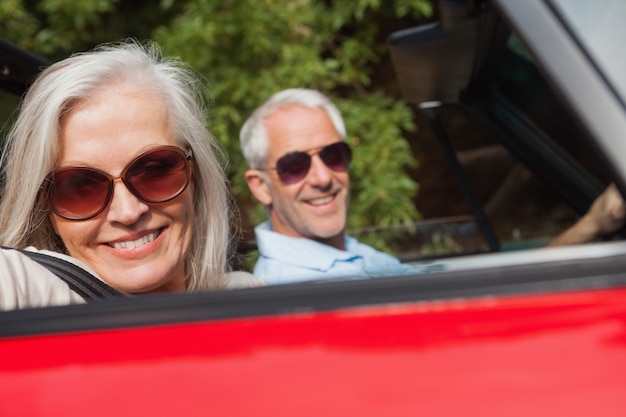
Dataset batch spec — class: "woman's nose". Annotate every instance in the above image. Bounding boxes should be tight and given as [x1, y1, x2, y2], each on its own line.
[106, 179, 149, 224]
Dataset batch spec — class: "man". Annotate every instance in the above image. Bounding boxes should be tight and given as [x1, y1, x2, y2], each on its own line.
[240, 88, 404, 284]
[240, 89, 626, 285]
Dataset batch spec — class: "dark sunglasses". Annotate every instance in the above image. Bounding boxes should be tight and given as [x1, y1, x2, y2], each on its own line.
[45, 145, 192, 221]
[267, 142, 352, 184]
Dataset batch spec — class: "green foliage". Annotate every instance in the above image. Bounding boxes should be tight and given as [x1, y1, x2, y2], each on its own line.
[0, 0, 39, 49]
[2, 0, 433, 253]
[34, 0, 119, 54]
[419, 232, 464, 257]
[153, 0, 431, 252]
[337, 93, 421, 251]
[2, 0, 182, 58]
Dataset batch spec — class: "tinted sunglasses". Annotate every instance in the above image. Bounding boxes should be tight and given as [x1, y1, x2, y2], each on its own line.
[45, 145, 192, 221]
[267, 142, 352, 184]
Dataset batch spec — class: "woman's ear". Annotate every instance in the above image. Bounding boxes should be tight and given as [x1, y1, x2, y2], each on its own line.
[244, 169, 273, 206]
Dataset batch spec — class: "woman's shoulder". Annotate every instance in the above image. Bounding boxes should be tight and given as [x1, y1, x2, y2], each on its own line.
[224, 270, 267, 289]
[0, 247, 86, 310]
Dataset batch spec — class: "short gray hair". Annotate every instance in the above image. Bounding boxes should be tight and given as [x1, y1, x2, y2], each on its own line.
[239, 88, 346, 169]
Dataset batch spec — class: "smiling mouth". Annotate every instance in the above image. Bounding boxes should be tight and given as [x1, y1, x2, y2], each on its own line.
[308, 194, 336, 206]
[108, 230, 161, 250]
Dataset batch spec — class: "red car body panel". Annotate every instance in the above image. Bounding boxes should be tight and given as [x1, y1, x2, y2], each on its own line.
[2, 1, 626, 415]
[2, 287, 625, 417]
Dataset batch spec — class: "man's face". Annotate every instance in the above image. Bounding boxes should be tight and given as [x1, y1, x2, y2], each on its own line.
[247, 105, 350, 249]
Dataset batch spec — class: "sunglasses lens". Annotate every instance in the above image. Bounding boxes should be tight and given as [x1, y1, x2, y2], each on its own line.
[319, 142, 352, 172]
[276, 152, 311, 184]
[51, 169, 111, 220]
[125, 149, 189, 202]
[274, 142, 352, 184]
[48, 147, 190, 220]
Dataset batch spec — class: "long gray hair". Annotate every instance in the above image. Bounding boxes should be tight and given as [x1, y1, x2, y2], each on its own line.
[0, 40, 233, 290]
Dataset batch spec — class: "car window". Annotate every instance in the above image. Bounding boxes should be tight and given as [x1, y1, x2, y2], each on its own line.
[381, 3, 614, 265]
[550, 0, 626, 102]
[457, 31, 610, 244]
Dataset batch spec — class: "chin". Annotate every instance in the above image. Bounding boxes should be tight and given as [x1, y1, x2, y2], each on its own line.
[313, 225, 345, 240]
[102, 266, 176, 294]
[318, 220, 346, 237]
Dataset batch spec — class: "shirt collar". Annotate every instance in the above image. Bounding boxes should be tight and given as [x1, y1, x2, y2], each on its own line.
[255, 221, 360, 271]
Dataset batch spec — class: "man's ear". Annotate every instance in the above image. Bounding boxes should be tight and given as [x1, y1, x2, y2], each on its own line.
[244, 169, 273, 206]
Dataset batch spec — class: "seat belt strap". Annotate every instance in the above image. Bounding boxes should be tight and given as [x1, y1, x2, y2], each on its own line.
[9, 248, 123, 300]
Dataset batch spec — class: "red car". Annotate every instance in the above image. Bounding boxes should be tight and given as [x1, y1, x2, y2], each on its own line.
[1, 0, 626, 415]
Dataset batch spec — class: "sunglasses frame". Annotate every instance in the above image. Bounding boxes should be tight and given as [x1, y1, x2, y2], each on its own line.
[45, 145, 193, 221]
[265, 141, 352, 184]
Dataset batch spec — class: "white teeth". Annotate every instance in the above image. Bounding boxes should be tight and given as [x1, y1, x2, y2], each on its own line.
[309, 195, 334, 205]
[110, 231, 159, 249]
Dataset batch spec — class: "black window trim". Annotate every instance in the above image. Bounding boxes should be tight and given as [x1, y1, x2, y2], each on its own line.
[3, 241, 626, 339]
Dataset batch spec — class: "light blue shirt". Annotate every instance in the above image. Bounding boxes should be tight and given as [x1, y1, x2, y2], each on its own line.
[253, 221, 411, 285]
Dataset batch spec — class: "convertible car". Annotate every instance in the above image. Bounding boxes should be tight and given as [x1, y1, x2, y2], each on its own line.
[1, 0, 625, 415]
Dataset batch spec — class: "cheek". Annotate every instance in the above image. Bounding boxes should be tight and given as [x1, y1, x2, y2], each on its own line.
[272, 186, 300, 213]
[49, 214, 60, 236]
[172, 190, 195, 240]
[183, 187, 194, 221]
[182, 200, 194, 236]
[338, 171, 350, 188]
[50, 215, 98, 251]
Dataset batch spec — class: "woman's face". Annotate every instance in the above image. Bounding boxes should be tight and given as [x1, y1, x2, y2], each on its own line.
[50, 85, 194, 293]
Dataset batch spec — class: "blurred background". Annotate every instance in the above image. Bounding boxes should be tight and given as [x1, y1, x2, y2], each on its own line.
[1, 0, 439, 255]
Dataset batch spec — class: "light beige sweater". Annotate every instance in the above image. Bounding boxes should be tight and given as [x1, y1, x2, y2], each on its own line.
[0, 247, 265, 311]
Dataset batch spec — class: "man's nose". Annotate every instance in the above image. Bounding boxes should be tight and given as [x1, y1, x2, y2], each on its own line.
[305, 154, 333, 188]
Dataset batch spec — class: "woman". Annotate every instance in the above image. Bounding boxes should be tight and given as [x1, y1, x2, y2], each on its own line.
[0, 40, 262, 310]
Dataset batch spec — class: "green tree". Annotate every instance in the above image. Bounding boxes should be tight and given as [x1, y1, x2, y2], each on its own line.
[1, 0, 433, 252]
